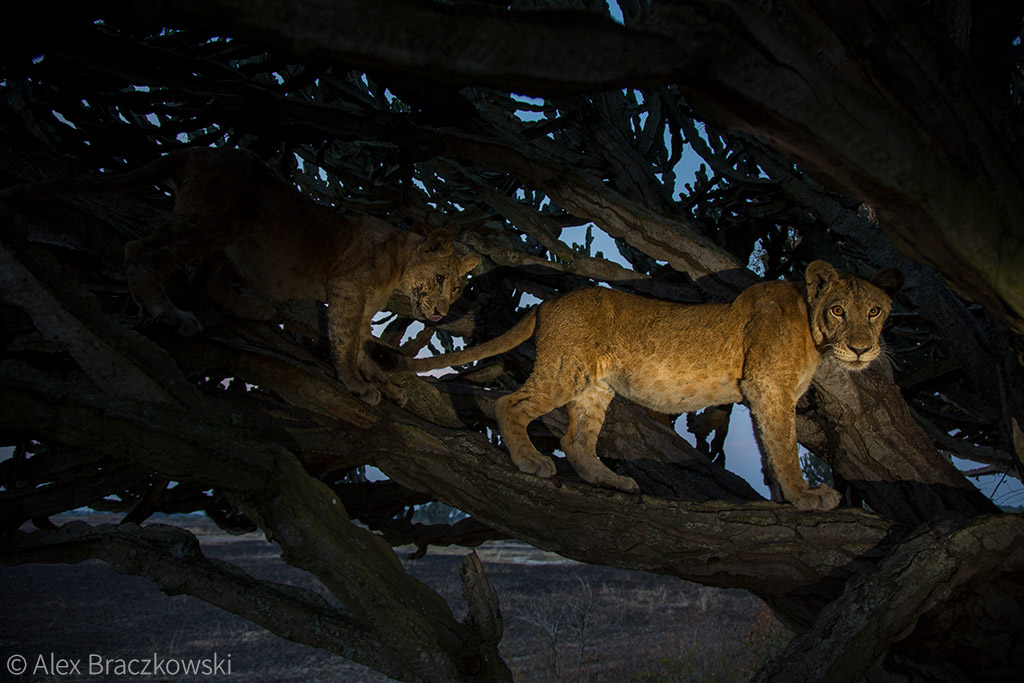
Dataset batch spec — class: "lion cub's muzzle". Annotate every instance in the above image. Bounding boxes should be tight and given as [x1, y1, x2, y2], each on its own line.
[417, 299, 446, 323]
[832, 338, 881, 369]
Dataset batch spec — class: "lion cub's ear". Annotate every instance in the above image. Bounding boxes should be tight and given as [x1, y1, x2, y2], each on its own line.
[870, 268, 904, 300]
[418, 229, 454, 256]
[414, 221, 464, 256]
[805, 260, 840, 300]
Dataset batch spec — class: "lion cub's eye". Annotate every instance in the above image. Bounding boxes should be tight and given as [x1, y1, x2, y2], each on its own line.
[868, 306, 881, 318]
[829, 305, 845, 318]
[435, 274, 445, 286]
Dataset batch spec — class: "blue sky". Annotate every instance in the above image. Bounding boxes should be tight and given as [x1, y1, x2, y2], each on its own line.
[4, 21, 1019, 510]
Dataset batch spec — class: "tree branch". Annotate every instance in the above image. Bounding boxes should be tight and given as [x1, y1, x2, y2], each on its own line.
[77, 0, 1023, 332]
[754, 514, 1024, 682]
[1, 521, 403, 678]
[372, 396, 896, 629]
[86, 0, 682, 94]
[808, 361, 998, 524]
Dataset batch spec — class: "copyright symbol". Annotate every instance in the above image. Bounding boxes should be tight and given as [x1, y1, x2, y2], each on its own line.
[7, 654, 27, 675]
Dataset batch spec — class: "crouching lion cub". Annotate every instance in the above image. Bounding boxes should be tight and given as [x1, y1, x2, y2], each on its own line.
[2, 148, 478, 406]
[389, 261, 902, 511]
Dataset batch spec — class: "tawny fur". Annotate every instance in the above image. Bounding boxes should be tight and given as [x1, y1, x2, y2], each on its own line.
[397, 261, 902, 511]
[2, 148, 478, 406]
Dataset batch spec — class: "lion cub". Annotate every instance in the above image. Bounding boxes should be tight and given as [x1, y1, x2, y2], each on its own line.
[391, 261, 902, 511]
[2, 148, 478, 406]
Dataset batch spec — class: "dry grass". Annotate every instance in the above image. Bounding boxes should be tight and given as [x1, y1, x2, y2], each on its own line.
[2, 514, 790, 682]
[401, 541, 791, 682]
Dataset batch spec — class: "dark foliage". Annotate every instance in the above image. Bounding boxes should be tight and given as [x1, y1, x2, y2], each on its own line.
[2, 2, 1023, 681]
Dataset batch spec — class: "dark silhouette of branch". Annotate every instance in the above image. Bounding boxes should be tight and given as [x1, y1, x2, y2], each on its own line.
[2, 4, 1022, 678]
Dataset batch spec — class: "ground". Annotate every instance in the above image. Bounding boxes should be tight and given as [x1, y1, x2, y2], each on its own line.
[1, 513, 789, 682]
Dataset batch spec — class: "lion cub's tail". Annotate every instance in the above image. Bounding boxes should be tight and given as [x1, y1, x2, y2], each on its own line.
[1, 150, 194, 203]
[397, 308, 538, 373]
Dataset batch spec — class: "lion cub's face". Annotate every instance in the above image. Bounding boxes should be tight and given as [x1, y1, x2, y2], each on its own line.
[806, 260, 903, 370]
[401, 230, 479, 322]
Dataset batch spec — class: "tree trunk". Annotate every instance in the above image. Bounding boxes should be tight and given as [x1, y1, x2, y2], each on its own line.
[755, 514, 1024, 683]
[2, 2, 1022, 679]
[809, 361, 997, 525]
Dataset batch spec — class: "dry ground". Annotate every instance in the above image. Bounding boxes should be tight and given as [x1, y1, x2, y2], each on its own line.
[1, 513, 790, 682]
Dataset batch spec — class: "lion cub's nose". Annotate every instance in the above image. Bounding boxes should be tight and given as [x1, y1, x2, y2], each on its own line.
[848, 344, 871, 356]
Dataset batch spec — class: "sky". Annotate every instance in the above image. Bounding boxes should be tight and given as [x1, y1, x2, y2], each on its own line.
[3, 21, 1020, 510]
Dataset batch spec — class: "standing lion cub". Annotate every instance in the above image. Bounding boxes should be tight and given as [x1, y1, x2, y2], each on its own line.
[2, 148, 478, 406]
[389, 261, 902, 511]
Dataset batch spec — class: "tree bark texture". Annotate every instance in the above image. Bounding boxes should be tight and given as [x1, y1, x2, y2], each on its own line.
[808, 360, 998, 525]
[2, 2, 1022, 680]
[52, 0, 1023, 334]
[0, 240, 895, 629]
[754, 514, 1024, 683]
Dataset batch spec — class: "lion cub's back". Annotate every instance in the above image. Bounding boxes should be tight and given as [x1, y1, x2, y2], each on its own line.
[174, 149, 391, 301]
[535, 287, 739, 354]
[532, 288, 750, 410]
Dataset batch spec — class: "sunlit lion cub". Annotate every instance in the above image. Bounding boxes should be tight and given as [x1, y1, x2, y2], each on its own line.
[390, 261, 902, 510]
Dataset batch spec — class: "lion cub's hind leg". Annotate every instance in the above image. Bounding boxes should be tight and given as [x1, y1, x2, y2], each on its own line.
[124, 211, 236, 336]
[494, 381, 569, 479]
[195, 252, 279, 322]
[561, 384, 639, 494]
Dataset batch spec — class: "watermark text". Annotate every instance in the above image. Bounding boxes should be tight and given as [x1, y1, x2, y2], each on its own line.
[6, 652, 232, 678]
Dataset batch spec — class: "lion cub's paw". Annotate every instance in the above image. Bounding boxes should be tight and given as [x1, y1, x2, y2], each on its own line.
[355, 384, 382, 406]
[380, 382, 408, 407]
[613, 475, 641, 495]
[789, 484, 841, 511]
[514, 454, 557, 479]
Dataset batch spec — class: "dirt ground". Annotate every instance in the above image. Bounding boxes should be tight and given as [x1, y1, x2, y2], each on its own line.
[1, 513, 790, 682]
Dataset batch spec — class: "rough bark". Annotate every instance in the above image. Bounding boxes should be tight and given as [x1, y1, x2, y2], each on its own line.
[53, 0, 1023, 335]
[754, 514, 1024, 683]
[809, 360, 998, 525]
[2, 2, 1022, 679]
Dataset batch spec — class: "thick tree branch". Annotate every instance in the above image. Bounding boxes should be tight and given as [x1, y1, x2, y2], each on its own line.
[79, 0, 681, 94]
[74, 0, 1023, 333]
[372, 396, 896, 629]
[808, 361, 998, 524]
[0, 464, 150, 532]
[1, 521, 402, 678]
[754, 514, 1024, 682]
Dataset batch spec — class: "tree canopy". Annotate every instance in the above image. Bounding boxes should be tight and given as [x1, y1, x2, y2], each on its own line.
[2, 1, 1023, 681]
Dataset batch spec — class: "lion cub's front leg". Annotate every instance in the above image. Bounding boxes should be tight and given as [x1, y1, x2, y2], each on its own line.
[325, 305, 381, 406]
[359, 353, 407, 406]
[325, 277, 405, 406]
[745, 385, 841, 512]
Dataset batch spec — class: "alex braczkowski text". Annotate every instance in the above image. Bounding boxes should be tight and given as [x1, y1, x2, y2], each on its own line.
[29, 652, 232, 677]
